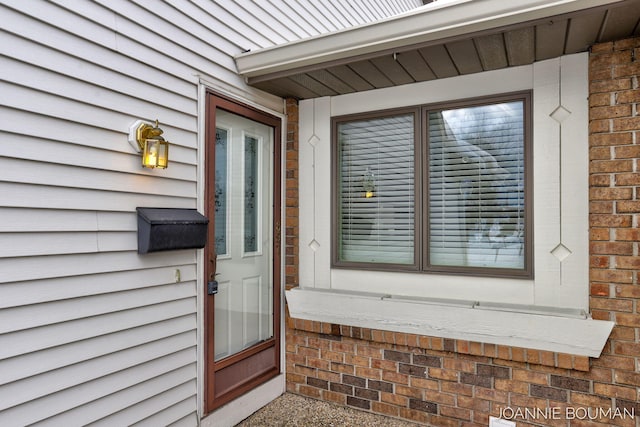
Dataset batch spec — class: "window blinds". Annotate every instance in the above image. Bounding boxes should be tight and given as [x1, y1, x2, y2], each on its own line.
[428, 101, 525, 270]
[337, 114, 415, 265]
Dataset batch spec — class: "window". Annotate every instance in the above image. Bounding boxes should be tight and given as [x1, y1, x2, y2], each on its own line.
[333, 92, 532, 278]
[334, 109, 419, 268]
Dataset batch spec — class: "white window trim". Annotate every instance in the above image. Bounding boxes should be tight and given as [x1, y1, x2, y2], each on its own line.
[291, 53, 614, 356]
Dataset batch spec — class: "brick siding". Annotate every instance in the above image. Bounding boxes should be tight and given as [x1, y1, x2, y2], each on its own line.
[284, 36, 640, 426]
[285, 98, 299, 290]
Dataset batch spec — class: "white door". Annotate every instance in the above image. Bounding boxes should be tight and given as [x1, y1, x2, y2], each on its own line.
[213, 109, 273, 360]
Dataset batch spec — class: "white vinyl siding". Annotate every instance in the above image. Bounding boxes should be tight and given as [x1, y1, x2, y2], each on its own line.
[1, 2, 206, 421]
[0, 0, 421, 424]
[212, 0, 422, 44]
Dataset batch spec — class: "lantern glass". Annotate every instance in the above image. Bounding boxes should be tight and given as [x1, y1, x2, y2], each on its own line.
[143, 138, 169, 168]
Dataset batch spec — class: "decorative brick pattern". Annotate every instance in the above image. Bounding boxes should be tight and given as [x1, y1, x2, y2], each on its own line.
[285, 317, 621, 425]
[529, 384, 568, 403]
[284, 37, 640, 426]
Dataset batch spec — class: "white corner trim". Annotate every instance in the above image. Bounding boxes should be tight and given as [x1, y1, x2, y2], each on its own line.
[235, 0, 624, 78]
[286, 288, 614, 358]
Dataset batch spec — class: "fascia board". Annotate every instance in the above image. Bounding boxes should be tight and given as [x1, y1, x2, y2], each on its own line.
[235, 0, 625, 78]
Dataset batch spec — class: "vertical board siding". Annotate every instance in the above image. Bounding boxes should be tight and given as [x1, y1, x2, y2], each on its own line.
[0, 0, 421, 424]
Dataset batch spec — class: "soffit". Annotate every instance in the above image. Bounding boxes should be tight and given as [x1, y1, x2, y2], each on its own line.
[236, 0, 640, 99]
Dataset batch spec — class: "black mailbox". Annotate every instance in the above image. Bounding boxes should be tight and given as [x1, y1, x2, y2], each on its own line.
[137, 208, 209, 254]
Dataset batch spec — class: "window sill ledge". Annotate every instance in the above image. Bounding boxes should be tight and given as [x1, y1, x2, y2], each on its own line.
[285, 287, 614, 358]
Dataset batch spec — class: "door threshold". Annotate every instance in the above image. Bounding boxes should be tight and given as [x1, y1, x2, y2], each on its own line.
[201, 374, 285, 427]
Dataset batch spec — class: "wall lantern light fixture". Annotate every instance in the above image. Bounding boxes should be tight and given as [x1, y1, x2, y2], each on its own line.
[128, 119, 169, 169]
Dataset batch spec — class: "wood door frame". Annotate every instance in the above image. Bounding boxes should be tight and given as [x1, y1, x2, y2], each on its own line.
[204, 91, 282, 414]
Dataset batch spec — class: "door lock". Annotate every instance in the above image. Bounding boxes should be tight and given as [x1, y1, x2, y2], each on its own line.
[207, 280, 218, 295]
[208, 249, 219, 294]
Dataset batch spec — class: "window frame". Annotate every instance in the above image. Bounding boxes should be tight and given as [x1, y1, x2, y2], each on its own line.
[331, 91, 533, 279]
[331, 106, 422, 272]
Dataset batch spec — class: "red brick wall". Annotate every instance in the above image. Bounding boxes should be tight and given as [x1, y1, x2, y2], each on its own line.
[285, 98, 299, 290]
[284, 37, 640, 426]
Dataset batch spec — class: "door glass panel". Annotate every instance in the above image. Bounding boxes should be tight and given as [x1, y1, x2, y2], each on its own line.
[214, 128, 229, 256]
[214, 281, 230, 360]
[214, 109, 273, 362]
[244, 135, 259, 253]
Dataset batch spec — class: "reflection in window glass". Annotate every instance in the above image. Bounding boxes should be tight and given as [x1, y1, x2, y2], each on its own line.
[428, 101, 525, 269]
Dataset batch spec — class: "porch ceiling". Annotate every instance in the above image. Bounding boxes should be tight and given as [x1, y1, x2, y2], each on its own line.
[236, 0, 640, 100]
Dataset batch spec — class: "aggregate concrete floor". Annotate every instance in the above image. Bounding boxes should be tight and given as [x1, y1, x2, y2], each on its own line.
[236, 393, 423, 427]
